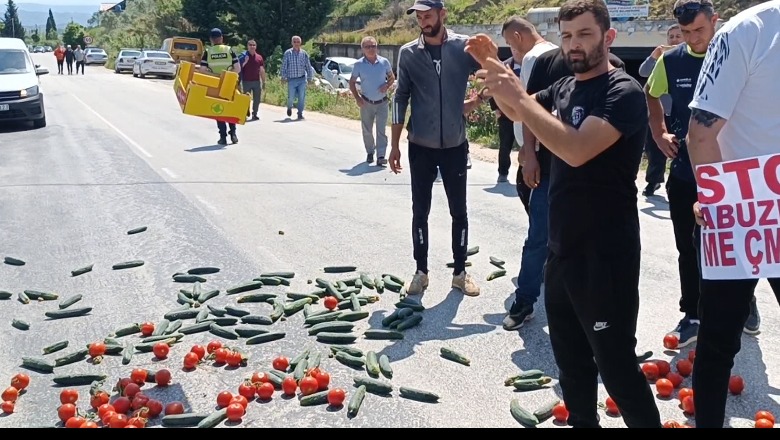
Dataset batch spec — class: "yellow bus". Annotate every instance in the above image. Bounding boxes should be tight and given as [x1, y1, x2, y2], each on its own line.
[162, 37, 204, 64]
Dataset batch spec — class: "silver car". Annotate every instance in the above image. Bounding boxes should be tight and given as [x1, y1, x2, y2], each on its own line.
[84, 48, 108, 65]
[114, 49, 141, 73]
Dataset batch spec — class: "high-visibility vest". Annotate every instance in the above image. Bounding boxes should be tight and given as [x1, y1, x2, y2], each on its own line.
[206, 44, 233, 74]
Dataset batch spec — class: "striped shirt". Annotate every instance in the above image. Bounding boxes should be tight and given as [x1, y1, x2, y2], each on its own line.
[280, 48, 313, 81]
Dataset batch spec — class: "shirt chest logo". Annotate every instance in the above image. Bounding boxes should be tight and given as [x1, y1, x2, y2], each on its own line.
[571, 106, 585, 126]
[674, 77, 694, 89]
[211, 53, 228, 59]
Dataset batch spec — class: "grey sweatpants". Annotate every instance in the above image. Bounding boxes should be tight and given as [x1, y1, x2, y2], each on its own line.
[242, 80, 262, 116]
[360, 100, 389, 158]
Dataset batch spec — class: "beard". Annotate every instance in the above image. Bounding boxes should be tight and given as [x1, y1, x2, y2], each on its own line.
[564, 37, 606, 74]
[421, 17, 442, 37]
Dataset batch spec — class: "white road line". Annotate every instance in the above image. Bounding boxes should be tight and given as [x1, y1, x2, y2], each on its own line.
[195, 195, 221, 215]
[161, 167, 178, 179]
[70, 94, 153, 158]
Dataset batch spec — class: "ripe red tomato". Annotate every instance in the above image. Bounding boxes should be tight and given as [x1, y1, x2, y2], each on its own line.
[88, 342, 106, 358]
[324, 296, 338, 310]
[682, 396, 695, 415]
[207, 340, 222, 354]
[238, 382, 256, 400]
[316, 371, 331, 390]
[282, 376, 297, 396]
[666, 372, 684, 389]
[552, 402, 569, 423]
[257, 382, 274, 400]
[217, 391, 233, 408]
[153, 343, 169, 359]
[65, 416, 87, 428]
[165, 402, 184, 415]
[641, 362, 660, 381]
[251, 372, 268, 384]
[327, 388, 346, 406]
[230, 395, 249, 410]
[80, 421, 99, 428]
[755, 411, 775, 424]
[127, 416, 146, 428]
[183, 352, 199, 369]
[226, 351, 243, 367]
[112, 396, 131, 414]
[190, 345, 206, 360]
[272, 356, 290, 372]
[678, 387, 693, 401]
[299, 376, 319, 396]
[214, 348, 229, 364]
[663, 420, 682, 428]
[605, 397, 619, 415]
[663, 334, 679, 350]
[1, 401, 14, 414]
[90, 390, 110, 409]
[109, 413, 129, 428]
[1, 387, 18, 402]
[155, 369, 171, 387]
[146, 399, 163, 418]
[123, 382, 141, 399]
[131, 393, 149, 411]
[728, 375, 745, 395]
[655, 378, 674, 398]
[130, 368, 147, 385]
[755, 418, 774, 429]
[60, 388, 79, 405]
[654, 360, 671, 378]
[115, 377, 132, 394]
[10, 373, 30, 391]
[140, 322, 155, 337]
[58, 403, 77, 422]
[97, 403, 116, 419]
[226, 403, 244, 422]
[101, 410, 117, 425]
[676, 359, 693, 377]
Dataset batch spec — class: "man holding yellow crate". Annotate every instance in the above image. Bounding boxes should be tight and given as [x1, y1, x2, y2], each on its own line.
[200, 28, 242, 145]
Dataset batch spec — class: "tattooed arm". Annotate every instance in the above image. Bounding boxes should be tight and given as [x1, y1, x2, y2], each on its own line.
[686, 108, 726, 166]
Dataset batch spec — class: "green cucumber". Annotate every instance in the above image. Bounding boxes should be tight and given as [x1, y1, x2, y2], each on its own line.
[112, 260, 144, 270]
[636, 350, 653, 363]
[207, 304, 227, 316]
[290, 348, 310, 370]
[395, 301, 425, 312]
[287, 292, 320, 303]
[300, 390, 330, 406]
[489, 256, 505, 268]
[164, 308, 199, 321]
[188, 267, 220, 275]
[293, 358, 309, 381]
[245, 332, 286, 345]
[205, 317, 238, 326]
[365, 351, 380, 377]
[337, 281, 348, 291]
[141, 333, 184, 344]
[45, 307, 92, 319]
[135, 338, 176, 353]
[325, 283, 344, 301]
[237, 292, 276, 303]
[103, 337, 121, 346]
[224, 305, 251, 317]
[4, 256, 26, 266]
[446, 261, 472, 268]
[112, 323, 140, 337]
[260, 271, 295, 279]
[52, 373, 107, 386]
[178, 292, 196, 306]
[504, 370, 545, 385]
[440, 347, 470, 366]
[174, 274, 207, 283]
[399, 387, 440, 403]
[364, 329, 404, 340]
[253, 276, 281, 286]
[347, 385, 366, 417]
[396, 314, 423, 331]
[315, 278, 332, 289]
[466, 246, 479, 256]
[195, 308, 210, 323]
[54, 349, 88, 367]
[381, 309, 402, 327]
[381, 274, 405, 285]
[533, 398, 561, 422]
[0, 290, 12, 300]
[382, 276, 403, 293]
[127, 226, 147, 235]
[43, 340, 69, 355]
[317, 332, 357, 344]
[337, 311, 369, 322]
[335, 352, 365, 368]
[304, 311, 342, 326]
[510, 399, 539, 427]
[197, 289, 219, 304]
[330, 345, 364, 357]
[323, 265, 357, 273]
[307, 351, 322, 369]
[512, 377, 552, 391]
[121, 343, 134, 365]
[209, 323, 239, 340]
[234, 326, 269, 338]
[58, 294, 83, 309]
[161, 413, 210, 427]
[378, 354, 393, 379]
[360, 273, 375, 289]
[487, 269, 507, 281]
[21, 356, 56, 373]
[71, 264, 93, 277]
[178, 322, 212, 335]
[197, 408, 228, 428]
[227, 281, 264, 295]
[18, 291, 30, 304]
[270, 299, 284, 322]
[349, 294, 362, 312]
[307, 321, 354, 336]
[24, 290, 58, 301]
[353, 376, 393, 395]
[375, 277, 385, 293]
[12, 319, 30, 330]
[303, 303, 312, 319]
[265, 370, 285, 388]
[284, 298, 313, 316]
[152, 319, 170, 336]
[241, 315, 273, 325]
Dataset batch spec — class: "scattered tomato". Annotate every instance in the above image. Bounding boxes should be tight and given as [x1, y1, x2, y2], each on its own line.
[678, 387, 694, 402]
[127, 416, 146, 428]
[308, 367, 322, 379]
[238, 382, 256, 400]
[153, 342, 169, 359]
[1, 401, 14, 414]
[123, 382, 141, 399]
[663, 334, 679, 350]
[654, 360, 671, 378]
[225, 402, 244, 422]
[552, 402, 569, 423]
[327, 388, 346, 406]
[230, 395, 249, 410]
[101, 410, 117, 425]
[88, 342, 107, 358]
[251, 372, 268, 384]
[112, 396, 132, 414]
[155, 369, 171, 387]
[217, 391, 233, 408]
[183, 352, 199, 370]
[605, 397, 619, 415]
[272, 356, 290, 372]
[676, 359, 693, 377]
[58, 403, 78, 422]
[79, 421, 99, 428]
[97, 403, 116, 419]
[728, 375, 744, 395]
[257, 382, 274, 400]
[324, 296, 338, 310]
[59, 388, 79, 405]
[214, 348, 229, 364]
[755, 418, 774, 429]
[165, 401, 184, 415]
[146, 399, 163, 418]
[299, 376, 319, 396]
[316, 371, 331, 390]
[226, 351, 243, 367]
[115, 377, 132, 395]
[207, 340, 222, 354]
[663, 420, 682, 428]
[655, 378, 674, 398]
[65, 416, 87, 428]
[190, 345, 206, 360]
[90, 390, 110, 409]
[130, 368, 148, 385]
[109, 413, 129, 428]
[755, 411, 775, 425]
[140, 322, 155, 337]
[681, 396, 695, 415]
[10, 373, 30, 391]
[1, 386, 19, 402]
[282, 376, 297, 396]
[642, 362, 660, 382]
[666, 372, 684, 389]
[131, 393, 149, 411]
[125, 425, 138, 428]
[688, 349, 696, 363]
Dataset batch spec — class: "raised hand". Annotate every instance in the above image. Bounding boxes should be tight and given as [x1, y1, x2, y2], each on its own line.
[465, 34, 499, 67]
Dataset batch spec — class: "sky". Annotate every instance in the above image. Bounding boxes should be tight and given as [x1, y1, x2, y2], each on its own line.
[16, 1, 102, 5]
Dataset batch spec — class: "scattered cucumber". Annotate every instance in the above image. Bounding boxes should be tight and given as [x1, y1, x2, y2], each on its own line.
[234, 326, 269, 338]
[395, 301, 424, 312]
[510, 399, 539, 427]
[127, 226, 147, 235]
[446, 261, 472, 268]
[12, 319, 30, 331]
[112, 260, 144, 270]
[329, 345, 363, 358]
[197, 408, 228, 428]
[307, 321, 354, 336]
[335, 352, 365, 369]
[241, 315, 273, 325]
[24, 290, 58, 301]
[378, 354, 393, 379]
[44, 307, 92, 320]
[347, 385, 366, 417]
[21, 356, 56, 373]
[71, 264, 93, 277]
[533, 399, 561, 422]
[152, 319, 170, 336]
[440, 347, 470, 366]
[224, 305, 251, 317]
[58, 294, 83, 309]
[174, 274, 206, 283]
[52, 373, 107, 386]
[187, 267, 220, 275]
[512, 377, 552, 391]
[122, 343, 134, 365]
[466, 246, 480, 256]
[337, 311, 369, 322]
[399, 387, 440, 403]
[396, 314, 423, 331]
[489, 256, 505, 268]
[161, 413, 210, 427]
[245, 332, 286, 345]
[54, 349, 88, 367]
[364, 329, 404, 340]
[209, 323, 239, 340]
[353, 376, 393, 395]
[226, 281, 263, 295]
[636, 350, 653, 363]
[17, 291, 30, 304]
[260, 271, 295, 279]
[323, 265, 357, 273]
[236, 292, 276, 303]
[0, 291, 11, 300]
[365, 351, 380, 377]
[42, 340, 69, 355]
[317, 332, 357, 344]
[4, 256, 25, 266]
[111, 323, 140, 337]
[487, 269, 507, 281]
[300, 390, 330, 406]
[504, 370, 545, 386]
[179, 322, 212, 335]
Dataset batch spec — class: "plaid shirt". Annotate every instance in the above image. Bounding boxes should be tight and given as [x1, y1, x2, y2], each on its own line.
[280, 48, 313, 81]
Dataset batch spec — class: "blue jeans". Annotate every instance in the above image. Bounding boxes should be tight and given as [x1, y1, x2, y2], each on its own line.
[286, 77, 307, 115]
[514, 176, 550, 305]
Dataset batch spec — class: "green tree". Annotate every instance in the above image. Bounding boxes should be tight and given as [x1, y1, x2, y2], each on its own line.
[2, 0, 25, 39]
[45, 8, 56, 35]
[31, 28, 39, 42]
[62, 21, 86, 47]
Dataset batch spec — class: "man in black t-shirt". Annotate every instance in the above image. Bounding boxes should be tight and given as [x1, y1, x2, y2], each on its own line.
[468, 0, 661, 428]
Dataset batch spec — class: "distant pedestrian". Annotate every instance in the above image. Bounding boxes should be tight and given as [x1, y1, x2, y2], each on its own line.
[74, 45, 85, 75]
[54, 44, 65, 74]
[65, 46, 74, 75]
[241, 39, 266, 121]
[280, 36, 314, 120]
[349, 36, 395, 166]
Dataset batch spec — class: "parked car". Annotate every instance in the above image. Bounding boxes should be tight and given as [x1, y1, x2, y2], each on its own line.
[321, 57, 358, 90]
[132, 50, 177, 79]
[114, 48, 141, 73]
[84, 47, 108, 65]
[0, 37, 49, 129]
[161, 37, 204, 64]
[32, 46, 44, 53]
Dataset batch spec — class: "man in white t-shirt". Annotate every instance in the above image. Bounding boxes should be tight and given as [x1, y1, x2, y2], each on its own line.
[686, 0, 780, 428]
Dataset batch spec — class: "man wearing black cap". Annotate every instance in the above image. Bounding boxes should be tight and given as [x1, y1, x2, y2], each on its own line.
[389, 0, 483, 298]
[200, 28, 242, 146]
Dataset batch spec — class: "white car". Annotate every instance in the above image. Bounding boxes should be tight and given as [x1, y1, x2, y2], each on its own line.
[321, 57, 358, 90]
[0, 37, 49, 128]
[132, 50, 177, 79]
[114, 48, 141, 73]
[84, 48, 108, 65]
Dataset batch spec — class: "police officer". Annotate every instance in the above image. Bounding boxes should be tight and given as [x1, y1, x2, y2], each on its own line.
[200, 28, 241, 145]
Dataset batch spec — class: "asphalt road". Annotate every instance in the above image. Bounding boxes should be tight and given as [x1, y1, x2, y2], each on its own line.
[0, 54, 777, 428]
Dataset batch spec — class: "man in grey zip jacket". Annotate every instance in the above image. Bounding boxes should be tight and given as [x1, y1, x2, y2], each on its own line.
[389, 0, 482, 298]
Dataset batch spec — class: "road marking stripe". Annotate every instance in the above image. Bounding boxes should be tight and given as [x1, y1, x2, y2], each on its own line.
[195, 195, 220, 214]
[70, 93, 153, 158]
[161, 167, 178, 178]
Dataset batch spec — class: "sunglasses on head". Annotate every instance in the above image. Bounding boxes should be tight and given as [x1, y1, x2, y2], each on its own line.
[673, 2, 713, 18]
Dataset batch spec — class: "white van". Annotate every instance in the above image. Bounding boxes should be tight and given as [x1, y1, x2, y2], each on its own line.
[0, 37, 48, 128]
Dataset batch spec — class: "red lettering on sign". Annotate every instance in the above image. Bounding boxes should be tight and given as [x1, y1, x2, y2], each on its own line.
[719, 231, 736, 267]
[696, 165, 725, 204]
[736, 202, 756, 228]
[700, 206, 715, 229]
[766, 228, 780, 265]
[758, 200, 778, 226]
[763, 155, 780, 195]
[745, 229, 763, 274]
[716, 204, 735, 229]
[702, 231, 720, 267]
[722, 158, 760, 200]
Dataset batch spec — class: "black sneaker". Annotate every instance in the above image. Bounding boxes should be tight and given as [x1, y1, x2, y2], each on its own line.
[667, 317, 699, 348]
[286, 108, 292, 117]
[642, 183, 661, 196]
[297, 113, 304, 120]
[366, 153, 374, 164]
[744, 296, 760, 335]
[230, 133, 238, 144]
[503, 301, 534, 331]
[217, 137, 227, 146]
